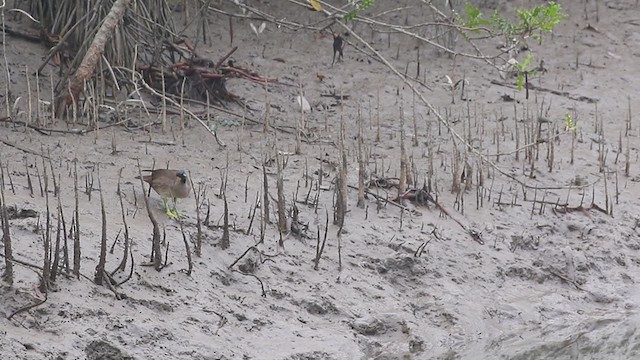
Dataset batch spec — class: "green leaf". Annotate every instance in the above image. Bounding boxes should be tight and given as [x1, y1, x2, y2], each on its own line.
[462, 3, 490, 28]
[466, 3, 481, 21]
[520, 54, 533, 70]
[344, 10, 357, 21]
[516, 74, 525, 90]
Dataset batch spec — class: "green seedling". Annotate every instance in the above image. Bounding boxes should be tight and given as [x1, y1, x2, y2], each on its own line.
[564, 112, 577, 132]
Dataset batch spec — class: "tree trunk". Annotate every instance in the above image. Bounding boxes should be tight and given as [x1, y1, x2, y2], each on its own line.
[55, 0, 132, 117]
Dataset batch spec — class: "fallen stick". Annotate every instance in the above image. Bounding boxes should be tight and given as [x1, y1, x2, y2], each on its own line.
[8, 294, 47, 320]
[546, 268, 586, 292]
[0, 138, 50, 159]
[490, 80, 598, 104]
[0, 118, 87, 135]
[6, 267, 47, 320]
[346, 184, 418, 214]
[233, 270, 266, 297]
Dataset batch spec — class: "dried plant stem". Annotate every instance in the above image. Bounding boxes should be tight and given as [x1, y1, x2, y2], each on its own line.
[334, 113, 348, 230]
[263, 81, 270, 133]
[50, 179, 63, 283]
[376, 88, 381, 142]
[262, 164, 270, 224]
[192, 180, 204, 257]
[399, 99, 407, 194]
[357, 107, 365, 208]
[296, 83, 304, 155]
[25, 158, 34, 197]
[137, 161, 162, 270]
[177, 218, 193, 275]
[73, 161, 81, 278]
[220, 155, 230, 249]
[41, 162, 51, 293]
[625, 136, 630, 177]
[2, 5, 10, 117]
[0, 166, 13, 285]
[246, 191, 259, 235]
[412, 91, 419, 147]
[313, 210, 329, 271]
[115, 168, 130, 272]
[161, 70, 167, 133]
[220, 191, 230, 249]
[604, 171, 610, 215]
[95, 167, 107, 285]
[25, 65, 32, 139]
[276, 152, 287, 235]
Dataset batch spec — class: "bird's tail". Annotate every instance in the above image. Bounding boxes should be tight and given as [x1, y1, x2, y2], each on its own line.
[135, 175, 152, 182]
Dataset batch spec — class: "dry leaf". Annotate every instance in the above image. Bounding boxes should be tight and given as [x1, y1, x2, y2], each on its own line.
[309, 0, 322, 11]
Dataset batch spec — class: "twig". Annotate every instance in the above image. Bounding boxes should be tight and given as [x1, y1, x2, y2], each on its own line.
[346, 184, 417, 214]
[7, 271, 47, 320]
[214, 46, 238, 71]
[102, 270, 123, 300]
[0, 138, 50, 158]
[233, 269, 266, 297]
[228, 244, 261, 269]
[545, 268, 586, 292]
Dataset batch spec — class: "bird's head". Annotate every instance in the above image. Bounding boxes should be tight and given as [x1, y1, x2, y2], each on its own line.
[176, 170, 188, 183]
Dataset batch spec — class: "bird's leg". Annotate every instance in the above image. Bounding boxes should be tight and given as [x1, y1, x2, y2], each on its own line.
[170, 197, 185, 218]
[162, 197, 178, 218]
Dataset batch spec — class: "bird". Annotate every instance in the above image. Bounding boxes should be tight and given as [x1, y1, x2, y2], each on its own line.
[136, 169, 191, 218]
[332, 32, 348, 66]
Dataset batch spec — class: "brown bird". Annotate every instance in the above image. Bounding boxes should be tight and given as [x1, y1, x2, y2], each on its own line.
[137, 169, 191, 218]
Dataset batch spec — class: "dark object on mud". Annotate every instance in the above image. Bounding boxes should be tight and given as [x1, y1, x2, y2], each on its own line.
[140, 44, 281, 104]
[85, 340, 134, 360]
[6, 206, 38, 219]
[332, 32, 348, 66]
[139, 46, 233, 105]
